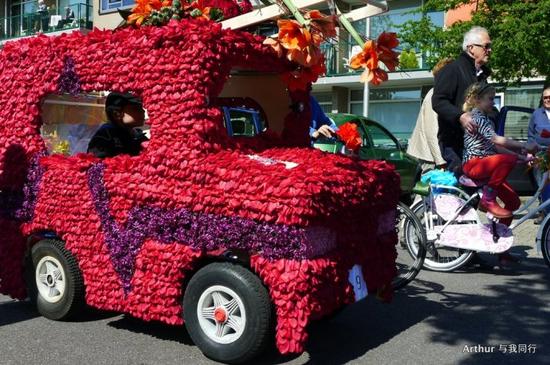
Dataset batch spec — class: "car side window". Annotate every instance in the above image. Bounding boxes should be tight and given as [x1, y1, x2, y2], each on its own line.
[223, 107, 262, 137]
[350, 120, 371, 148]
[364, 124, 398, 149]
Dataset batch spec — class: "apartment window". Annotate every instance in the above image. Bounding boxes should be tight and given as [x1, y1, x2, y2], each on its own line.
[349, 89, 364, 115]
[370, 0, 443, 67]
[312, 92, 332, 113]
[3, 0, 92, 40]
[100, 0, 135, 14]
[368, 88, 421, 141]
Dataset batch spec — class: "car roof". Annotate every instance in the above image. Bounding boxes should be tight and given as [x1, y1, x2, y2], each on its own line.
[327, 113, 385, 129]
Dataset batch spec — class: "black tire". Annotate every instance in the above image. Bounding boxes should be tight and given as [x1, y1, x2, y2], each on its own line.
[26, 239, 85, 320]
[392, 202, 427, 290]
[183, 262, 273, 364]
[541, 219, 550, 268]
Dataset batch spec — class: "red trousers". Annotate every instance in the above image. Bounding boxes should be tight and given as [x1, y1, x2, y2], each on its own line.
[463, 154, 520, 225]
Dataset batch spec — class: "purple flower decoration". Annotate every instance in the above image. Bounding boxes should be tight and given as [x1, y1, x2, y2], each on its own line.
[87, 163, 337, 293]
[0, 153, 44, 222]
[58, 56, 81, 95]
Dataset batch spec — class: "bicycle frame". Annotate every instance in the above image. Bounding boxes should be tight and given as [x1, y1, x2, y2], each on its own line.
[509, 170, 550, 229]
[423, 170, 549, 241]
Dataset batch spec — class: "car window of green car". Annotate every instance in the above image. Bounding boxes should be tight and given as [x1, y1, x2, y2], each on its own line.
[364, 124, 399, 150]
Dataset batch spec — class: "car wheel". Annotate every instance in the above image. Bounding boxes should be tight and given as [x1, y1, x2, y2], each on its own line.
[27, 239, 85, 320]
[183, 262, 273, 364]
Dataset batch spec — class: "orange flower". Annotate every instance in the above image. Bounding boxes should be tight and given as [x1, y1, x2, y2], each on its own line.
[186, 0, 213, 20]
[349, 34, 398, 85]
[377, 32, 400, 71]
[360, 67, 388, 85]
[278, 19, 321, 67]
[281, 63, 326, 91]
[336, 122, 362, 152]
[305, 10, 337, 44]
[128, 0, 171, 26]
[263, 37, 284, 58]
[349, 40, 378, 71]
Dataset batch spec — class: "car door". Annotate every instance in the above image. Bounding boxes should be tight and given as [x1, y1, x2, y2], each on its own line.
[495, 106, 536, 195]
[359, 119, 419, 196]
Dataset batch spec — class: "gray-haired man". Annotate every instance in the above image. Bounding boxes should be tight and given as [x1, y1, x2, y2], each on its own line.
[432, 26, 492, 175]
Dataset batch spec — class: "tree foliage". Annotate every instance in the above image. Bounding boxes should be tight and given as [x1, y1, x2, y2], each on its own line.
[397, 0, 550, 85]
[399, 49, 420, 69]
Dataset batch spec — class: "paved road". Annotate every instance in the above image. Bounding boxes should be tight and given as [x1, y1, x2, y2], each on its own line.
[1, 218, 549, 365]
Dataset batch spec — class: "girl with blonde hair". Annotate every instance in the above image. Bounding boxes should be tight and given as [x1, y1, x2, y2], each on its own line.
[462, 82, 537, 222]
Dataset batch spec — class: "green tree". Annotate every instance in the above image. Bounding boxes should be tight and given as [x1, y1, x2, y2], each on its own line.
[397, 0, 550, 85]
[399, 49, 420, 69]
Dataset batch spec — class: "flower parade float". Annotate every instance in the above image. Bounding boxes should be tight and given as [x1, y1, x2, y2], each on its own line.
[0, 0, 402, 363]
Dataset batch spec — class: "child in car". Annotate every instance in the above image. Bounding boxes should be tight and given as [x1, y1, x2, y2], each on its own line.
[87, 92, 148, 158]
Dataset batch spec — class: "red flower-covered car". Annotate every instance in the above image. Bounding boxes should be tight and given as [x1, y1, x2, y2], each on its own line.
[0, 19, 399, 363]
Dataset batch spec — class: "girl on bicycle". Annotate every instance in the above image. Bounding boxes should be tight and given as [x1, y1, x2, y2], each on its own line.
[462, 82, 538, 225]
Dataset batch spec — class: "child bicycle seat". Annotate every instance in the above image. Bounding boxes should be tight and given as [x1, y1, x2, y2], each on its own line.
[458, 175, 488, 188]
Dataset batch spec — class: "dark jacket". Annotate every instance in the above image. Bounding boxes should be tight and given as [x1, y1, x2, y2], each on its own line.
[87, 122, 147, 158]
[432, 51, 491, 154]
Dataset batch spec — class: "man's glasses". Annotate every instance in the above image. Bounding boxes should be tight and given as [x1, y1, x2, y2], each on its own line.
[471, 43, 492, 50]
[543, 96, 550, 101]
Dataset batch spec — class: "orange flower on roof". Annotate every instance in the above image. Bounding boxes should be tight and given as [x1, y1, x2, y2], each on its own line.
[263, 37, 284, 58]
[361, 67, 388, 85]
[349, 34, 399, 85]
[128, 0, 171, 26]
[349, 40, 378, 71]
[377, 32, 400, 71]
[277, 19, 321, 67]
[305, 10, 337, 44]
[281, 62, 326, 91]
[186, 0, 213, 20]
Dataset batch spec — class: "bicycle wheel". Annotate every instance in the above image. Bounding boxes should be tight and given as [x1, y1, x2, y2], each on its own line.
[408, 197, 474, 272]
[541, 218, 550, 268]
[392, 202, 427, 290]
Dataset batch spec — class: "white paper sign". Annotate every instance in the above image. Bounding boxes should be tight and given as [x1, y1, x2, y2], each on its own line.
[348, 264, 368, 301]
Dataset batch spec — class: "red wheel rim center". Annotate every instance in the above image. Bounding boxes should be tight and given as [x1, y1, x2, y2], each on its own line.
[214, 307, 227, 322]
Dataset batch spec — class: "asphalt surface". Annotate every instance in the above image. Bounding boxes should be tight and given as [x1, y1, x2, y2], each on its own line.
[1, 217, 549, 365]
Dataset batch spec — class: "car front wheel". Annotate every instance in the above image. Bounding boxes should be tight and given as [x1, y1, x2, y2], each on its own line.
[26, 239, 85, 320]
[183, 262, 273, 364]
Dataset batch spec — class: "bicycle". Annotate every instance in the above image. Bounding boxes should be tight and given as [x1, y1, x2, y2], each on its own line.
[403, 156, 550, 272]
[392, 201, 427, 289]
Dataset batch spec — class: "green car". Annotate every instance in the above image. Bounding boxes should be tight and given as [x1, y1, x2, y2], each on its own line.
[316, 114, 420, 203]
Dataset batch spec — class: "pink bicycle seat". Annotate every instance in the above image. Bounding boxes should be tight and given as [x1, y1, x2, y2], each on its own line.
[459, 175, 488, 187]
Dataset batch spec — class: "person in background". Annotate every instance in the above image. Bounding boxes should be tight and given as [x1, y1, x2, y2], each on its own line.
[407, 58, 453, 172]
[64, 6, 75, 27]
[527, 86, 550, 218]
[309, 95, 338, 141]
[87, 92, 148, 158]
[432, 26, 493, 176]
[37, 0, 49, 32]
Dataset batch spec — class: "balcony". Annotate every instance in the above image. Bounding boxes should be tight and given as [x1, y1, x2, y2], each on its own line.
[0, 3, 92, 42]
